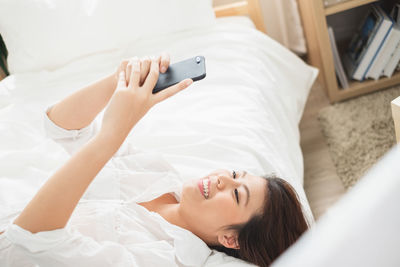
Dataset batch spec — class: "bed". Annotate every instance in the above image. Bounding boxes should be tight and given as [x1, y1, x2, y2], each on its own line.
[0, 0, 318, 266]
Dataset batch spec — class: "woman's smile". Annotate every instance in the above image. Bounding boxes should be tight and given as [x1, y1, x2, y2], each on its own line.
[198, 178, 211, 199]
[180, 169, 268, 248]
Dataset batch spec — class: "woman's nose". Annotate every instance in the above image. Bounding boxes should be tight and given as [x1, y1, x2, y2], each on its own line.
[216, 175, 240, 190]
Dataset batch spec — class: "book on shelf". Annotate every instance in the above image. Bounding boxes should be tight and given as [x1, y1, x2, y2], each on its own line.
[373, 3, 400, 79]
[328, 26, 349, 89]
[366, 23, 400, 80]
[344, 4, 393, 81]
[383, 39, 400, 77]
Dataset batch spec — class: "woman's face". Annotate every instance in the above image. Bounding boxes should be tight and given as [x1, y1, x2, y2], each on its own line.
[179, 169, 267, 246]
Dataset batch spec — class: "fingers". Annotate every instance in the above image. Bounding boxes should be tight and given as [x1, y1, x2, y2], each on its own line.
[123, 53, 169, 85]
[125, 63, 132, 85]
[117, 60, 129, 86]
[159, 52, 170, 73]
[128, 57, 141, 89]
[123, 54, 170, 93]
[140, 56, 151, 85]
[143, 59, 160, 91]
[117, 70, 127, 89]
[153, 78, 193, 104]
[118, 60, 129, 74]
[125, 57, 142, 86]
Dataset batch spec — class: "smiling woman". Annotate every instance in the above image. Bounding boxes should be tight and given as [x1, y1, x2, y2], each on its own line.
[136, 168, 308, 267]
[179, 170, 267, 247]
[136, 167, 308, 266]
[136, 169, 268, 248]
[0, 55, 309, 267]
[209, 174, 308, 266]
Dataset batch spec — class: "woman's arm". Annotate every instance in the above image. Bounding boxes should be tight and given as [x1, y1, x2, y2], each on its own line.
[47, 73, 117, 130]
[13, 57, 191, 234]
[48, 54, 170, 130]
[13, 132, 120, 233]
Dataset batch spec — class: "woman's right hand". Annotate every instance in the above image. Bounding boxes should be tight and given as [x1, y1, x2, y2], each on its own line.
[100, 57, 193, 145]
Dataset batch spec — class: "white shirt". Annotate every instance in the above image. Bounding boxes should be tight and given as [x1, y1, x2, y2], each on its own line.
[0, 107, 211, 267]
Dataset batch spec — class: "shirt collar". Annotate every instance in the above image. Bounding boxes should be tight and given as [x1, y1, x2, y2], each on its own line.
[163, 219, 212, 266]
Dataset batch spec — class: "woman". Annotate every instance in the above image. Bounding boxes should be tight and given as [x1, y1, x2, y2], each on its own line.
[0, 54, 308, 267]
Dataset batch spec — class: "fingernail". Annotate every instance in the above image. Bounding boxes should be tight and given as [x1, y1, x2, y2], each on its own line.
[185, 79, 193, 86]
[161, 66, 166, 73]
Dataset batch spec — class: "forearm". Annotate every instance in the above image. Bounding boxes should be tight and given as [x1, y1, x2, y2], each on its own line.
[47, 74, 116, 130]
[13, 132, 122, 233]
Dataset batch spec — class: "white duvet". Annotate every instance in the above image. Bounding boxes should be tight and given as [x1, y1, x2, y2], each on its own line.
[0, 17, 317, 266]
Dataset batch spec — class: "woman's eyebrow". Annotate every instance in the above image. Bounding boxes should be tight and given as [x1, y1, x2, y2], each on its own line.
[241, 171, 250, 206]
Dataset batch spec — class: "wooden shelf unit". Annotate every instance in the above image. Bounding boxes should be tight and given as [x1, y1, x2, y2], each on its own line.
[325, 0, 378, 15]
[298, 0, 398, 103]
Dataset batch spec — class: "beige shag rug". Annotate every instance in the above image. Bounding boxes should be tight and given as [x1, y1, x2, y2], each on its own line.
[318, 86, 400, 189]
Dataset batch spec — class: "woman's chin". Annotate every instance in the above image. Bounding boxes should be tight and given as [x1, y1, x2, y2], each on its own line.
[181, 180, 204, 204]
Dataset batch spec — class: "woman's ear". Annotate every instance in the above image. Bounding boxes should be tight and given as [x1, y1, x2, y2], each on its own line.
[217, 232, 240, 249]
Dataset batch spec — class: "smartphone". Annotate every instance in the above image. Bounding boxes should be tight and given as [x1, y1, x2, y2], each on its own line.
[153, 56, 206, 94]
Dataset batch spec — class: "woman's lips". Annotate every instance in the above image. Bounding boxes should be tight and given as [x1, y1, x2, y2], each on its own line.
[198, 179, 204, 197]
[197, 178, 210, 199]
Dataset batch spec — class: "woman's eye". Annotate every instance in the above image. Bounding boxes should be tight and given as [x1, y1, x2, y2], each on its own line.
[234, 189, 239, 204]
[232, 171, 239, 204]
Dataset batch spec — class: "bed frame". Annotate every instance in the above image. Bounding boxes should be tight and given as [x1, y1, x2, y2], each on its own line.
[213, 0, 266, 34]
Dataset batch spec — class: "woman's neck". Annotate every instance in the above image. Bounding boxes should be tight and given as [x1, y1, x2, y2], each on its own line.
[139, 194, 217, 245]
[139, 194, 190, 232]
[157, 203, 190, 230]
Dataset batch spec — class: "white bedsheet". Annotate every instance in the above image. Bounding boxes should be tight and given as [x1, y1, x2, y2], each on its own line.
[0, 17, 317, 266]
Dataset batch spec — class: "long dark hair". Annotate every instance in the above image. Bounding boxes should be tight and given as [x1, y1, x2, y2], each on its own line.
[210, 175, 309, 267]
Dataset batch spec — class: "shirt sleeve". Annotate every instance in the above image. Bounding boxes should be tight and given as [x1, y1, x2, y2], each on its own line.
[43, 106, 137, 157]
[4, 224, 138, 267]
[43, 105, 100, 156]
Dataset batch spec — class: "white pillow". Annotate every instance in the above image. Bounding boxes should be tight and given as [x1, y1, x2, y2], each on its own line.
[0, 0, 215, 74]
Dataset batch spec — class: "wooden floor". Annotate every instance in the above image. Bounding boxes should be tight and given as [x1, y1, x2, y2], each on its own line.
[300, 80, 346, 220]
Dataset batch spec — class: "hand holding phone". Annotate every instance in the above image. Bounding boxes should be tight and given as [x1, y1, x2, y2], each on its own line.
[103, 57, 193, 140]
[153, 56, 206, 94]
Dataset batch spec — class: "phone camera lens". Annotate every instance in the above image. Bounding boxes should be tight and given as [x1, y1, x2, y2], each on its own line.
[196, 56, 201, 64]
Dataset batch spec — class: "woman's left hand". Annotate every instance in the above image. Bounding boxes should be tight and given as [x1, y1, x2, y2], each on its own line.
[114, 52, 170, 86]
[102, 56, 192, 143]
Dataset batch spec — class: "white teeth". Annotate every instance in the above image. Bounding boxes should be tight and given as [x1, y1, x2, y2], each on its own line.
[203, 179, 209, 199]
